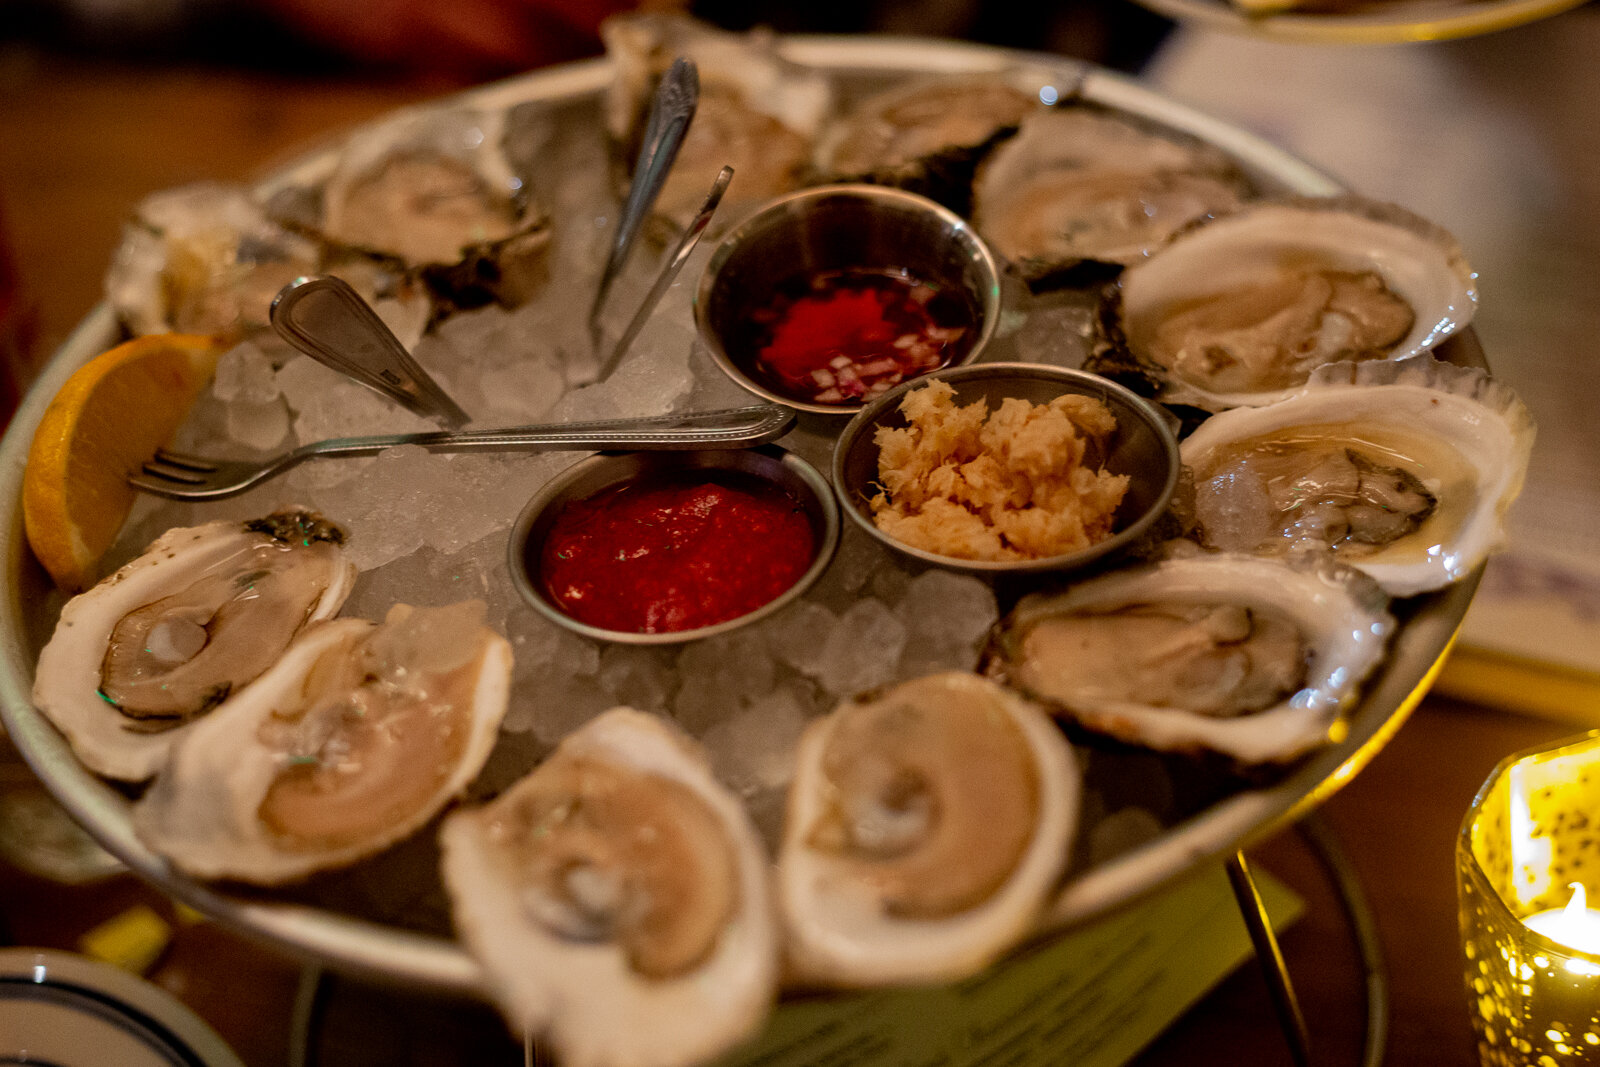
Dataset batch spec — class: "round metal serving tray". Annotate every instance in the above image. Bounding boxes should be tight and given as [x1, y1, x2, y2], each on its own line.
[0, 36, 1483, 995]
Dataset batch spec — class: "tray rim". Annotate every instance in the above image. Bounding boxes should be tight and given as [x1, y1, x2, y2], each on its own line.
[0, 34, 1478, 995]
[1124, 0, 1589, 45]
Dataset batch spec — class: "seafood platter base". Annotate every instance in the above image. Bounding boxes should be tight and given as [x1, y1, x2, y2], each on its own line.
[0, 35, 1483, 999]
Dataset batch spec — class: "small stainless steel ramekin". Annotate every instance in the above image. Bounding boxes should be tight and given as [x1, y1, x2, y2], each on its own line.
[694, 184, 1002, 416]
[507, 446, 840, 644]
[831, 362, 1180, 576]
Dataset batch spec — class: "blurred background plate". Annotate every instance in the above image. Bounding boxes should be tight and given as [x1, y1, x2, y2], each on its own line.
[0, 947, 245, 1066]
[1124, 0, 1589, 43]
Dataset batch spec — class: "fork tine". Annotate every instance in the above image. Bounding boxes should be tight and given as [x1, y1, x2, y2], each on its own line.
[127, 472, 208, 498]
[150, 447, 220, 472]
[136, 460, 210, 486]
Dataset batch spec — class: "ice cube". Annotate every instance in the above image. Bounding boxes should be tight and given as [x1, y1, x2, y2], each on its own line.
[895, 570, 999, 677]
[225, 398, 290, 451]
[701, 683, 812, 796]
[758, 599, 840, 679]
[815, 598, 908, 697]
[213, 341, 281, 404]
[597, 645, 676, 713]
[1193, 460, 1275, 552]
[672, 630, 778, 735]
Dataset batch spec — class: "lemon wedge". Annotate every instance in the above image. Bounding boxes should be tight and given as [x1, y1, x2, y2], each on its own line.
[23, 333, 223, 592]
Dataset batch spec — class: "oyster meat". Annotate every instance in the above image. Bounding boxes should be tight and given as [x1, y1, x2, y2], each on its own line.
[777, 671, 1079, 987]
[1180, 356, 1534, 596]
[602, 13, 831, 232]
[133, 600, 511, 884]
[1102, 196, 1477, 410]
[32, 509, 355, 782]
[440, 707, 777, 1067]
[983, 551, 1394, 765]
[972, 104, 1253, 284]
[274, 104, 552, 313]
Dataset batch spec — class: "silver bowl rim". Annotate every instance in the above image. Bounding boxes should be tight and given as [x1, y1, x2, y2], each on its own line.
[506, 444, 842, 645]
[693, 182, 1003, 417]
[830, 361, 1182, 575]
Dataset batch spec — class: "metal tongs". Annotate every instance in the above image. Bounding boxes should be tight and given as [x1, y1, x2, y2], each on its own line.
[588, 56, 700, 338]
[271, 275, 471, 428]
[593, 165, 733, 383]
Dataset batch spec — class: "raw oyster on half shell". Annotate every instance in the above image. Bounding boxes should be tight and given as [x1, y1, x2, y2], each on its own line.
[982, 551, 1395, 766]
[268, 104, 552, 314]
[1180, 356, 1534, 596]
[440, 707, 778, 1067]
[133, 600, 511, 884]
[811, 70, 1055, 215]
[105, 182, 320, 341]
[1098, 196, 1477, 411]
[32, 509, 355, 782]
[972, 104, 1253, 285]
[602, 12, 831, 233]
[777, 671, 1079, 987]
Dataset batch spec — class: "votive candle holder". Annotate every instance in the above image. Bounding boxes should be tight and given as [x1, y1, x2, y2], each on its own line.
[1458, 729, 1600, 1066]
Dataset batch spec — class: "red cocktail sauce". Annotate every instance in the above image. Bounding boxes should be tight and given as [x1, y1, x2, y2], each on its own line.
[537, 472, 815, 634]
[750, 267, 971, 405]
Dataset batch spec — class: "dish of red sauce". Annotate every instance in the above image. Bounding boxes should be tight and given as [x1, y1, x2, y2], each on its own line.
[745, 267, 973, 405]
[536, 472, 816, 634]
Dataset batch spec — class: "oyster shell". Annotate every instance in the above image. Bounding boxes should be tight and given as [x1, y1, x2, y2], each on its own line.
[440, 707, 777, 1067]
[133, 600, 510, 884]
[1100, 196, 1477, 410]
[972, 104, 1253, 285]
[32, 509, 355, 782]
[270, 104, 552, 314]
[105, 182, 320, 341]
[982, 551, 1395, 765]
[777, 671, 1078, 987]
[602, 13, 831, 233]
[811, 70, 1053, 215]
[1179, 356, 1534, 596]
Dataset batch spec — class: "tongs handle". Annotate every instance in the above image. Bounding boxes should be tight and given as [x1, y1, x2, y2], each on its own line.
[589, 57, 699, 331]
[271, 275, 472, 428]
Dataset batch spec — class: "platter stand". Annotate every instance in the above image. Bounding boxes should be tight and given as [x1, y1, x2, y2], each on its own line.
[1229, 813, 1388, 1067]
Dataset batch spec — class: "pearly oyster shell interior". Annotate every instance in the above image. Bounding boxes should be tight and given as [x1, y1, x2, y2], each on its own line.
[1179, 355, 1535, 596]
[439, 707, 778, 1067]
[133, 600, 511, 884]
[983, 551, 1396, 766]
[972, 104, 1253, 283]
[777, 671, 1079, 987]
[31, 509, 356, 782]
[1105, 196, 1478, 411]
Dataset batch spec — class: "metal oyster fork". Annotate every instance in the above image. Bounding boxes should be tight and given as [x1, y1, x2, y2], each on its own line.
[129, 404, 796, 501]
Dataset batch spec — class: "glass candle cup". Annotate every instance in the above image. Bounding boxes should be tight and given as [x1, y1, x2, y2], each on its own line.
[1458, 729, 1600, 1065]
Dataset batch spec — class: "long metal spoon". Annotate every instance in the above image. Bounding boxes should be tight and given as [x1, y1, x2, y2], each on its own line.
[593, 165, 734, 383]
[271, 275, 471, 428]
[587, 56, 699, 337]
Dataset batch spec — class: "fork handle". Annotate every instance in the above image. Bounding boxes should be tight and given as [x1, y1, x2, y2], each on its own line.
[290, 404, 796, 461]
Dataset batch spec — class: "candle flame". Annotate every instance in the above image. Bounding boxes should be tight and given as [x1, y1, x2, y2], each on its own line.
[1565, 883, 1589, 917]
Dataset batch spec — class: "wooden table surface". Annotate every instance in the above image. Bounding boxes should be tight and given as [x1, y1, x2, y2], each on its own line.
[0, 42, 1589, 1067]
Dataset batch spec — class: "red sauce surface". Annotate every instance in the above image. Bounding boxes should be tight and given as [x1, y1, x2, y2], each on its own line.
[537, 473, 816, 634]
[749, 267, 971, 405]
